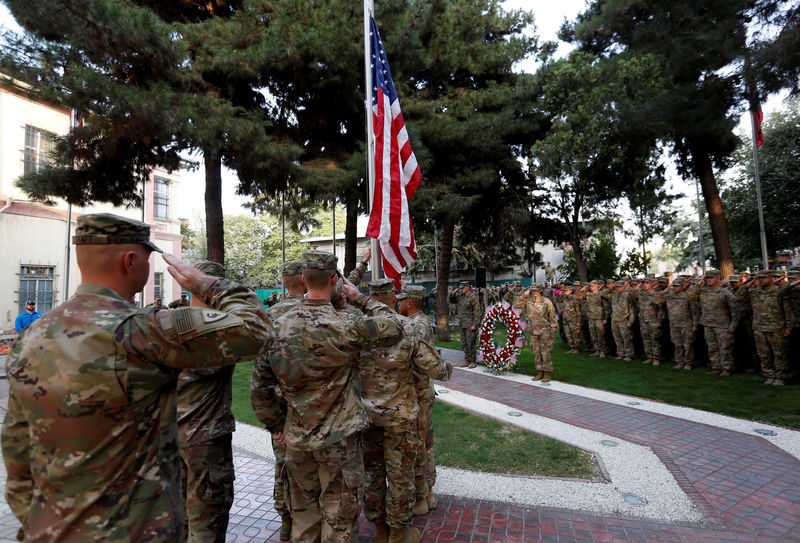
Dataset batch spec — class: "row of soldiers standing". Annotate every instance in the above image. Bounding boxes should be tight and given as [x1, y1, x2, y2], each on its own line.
[553, 270, 797, 384]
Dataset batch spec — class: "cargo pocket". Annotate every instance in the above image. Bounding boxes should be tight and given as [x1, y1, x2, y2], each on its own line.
[337, 434, 365, 527]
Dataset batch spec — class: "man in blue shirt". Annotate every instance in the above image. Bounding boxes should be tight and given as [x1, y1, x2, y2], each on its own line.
[15, 300, 43, 332]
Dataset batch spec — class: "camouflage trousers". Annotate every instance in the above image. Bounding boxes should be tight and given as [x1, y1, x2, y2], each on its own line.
[639, 322, 663, 362]
[414, 386, 436, 499]
[611, 321, 634, 358]
[460, 326, 477, 363]
[272, 434, 290, 516]
[587, 320, 606, 354]
[562, 316, 582, 350]
[669, 325, 695, 367]
[286, 433, 364, 543]
[363, 422, 417, 528]
[754, 329, 793, 380]
[530, 332, 555, 372]
[704, 326, 734, 372]
[180, 434, 235, 543]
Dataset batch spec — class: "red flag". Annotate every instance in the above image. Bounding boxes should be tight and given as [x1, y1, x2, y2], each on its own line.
[366, 16, 421, 288]
[750, 88, 764, 148]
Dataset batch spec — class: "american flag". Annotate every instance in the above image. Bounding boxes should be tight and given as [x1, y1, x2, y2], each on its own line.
[366, 15, 421, 288]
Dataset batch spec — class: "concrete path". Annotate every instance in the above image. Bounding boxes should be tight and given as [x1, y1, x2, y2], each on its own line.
[0, 350, 798, 542]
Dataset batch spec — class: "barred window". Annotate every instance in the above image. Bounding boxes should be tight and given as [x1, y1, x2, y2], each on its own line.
[18, 265, 56, 313]
[154, 177, 169, 220]
[154, 272, 164, 299]
[23, 126, 56, 175]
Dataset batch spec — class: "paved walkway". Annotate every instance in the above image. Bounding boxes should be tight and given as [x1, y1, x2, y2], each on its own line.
[0, 350, 798, 542]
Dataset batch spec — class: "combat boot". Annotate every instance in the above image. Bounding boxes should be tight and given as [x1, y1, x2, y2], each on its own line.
[459, 360, 472, 368]
[763, 378, 774, 385]
[374, 520, 390, 543]
[598, 352, 605, 359]
[532, 371, 544, 381]
[467, 362, 477, 369]
[426, 489, 437, 510]
[719, 370, 730, 376]
[651, 360, 660, 366]
[388, 525, 421, 543]
[541, 372, 551, 383]
[279, 513, 292, 541]
[672, 364, 683, 370]
[772, 379, 785, 386]
[412, 493, 429, 515]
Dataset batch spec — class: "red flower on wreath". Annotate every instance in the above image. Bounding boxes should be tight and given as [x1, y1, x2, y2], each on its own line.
[477, 301, 527, 371]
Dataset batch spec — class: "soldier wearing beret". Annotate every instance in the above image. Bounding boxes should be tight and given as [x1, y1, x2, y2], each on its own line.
[2, 213, 273, 542]
[177, 260, 238, 543]
[361, 280, 452, 542]
[449, 281, 482, 368]
[249, 251, 405, 543]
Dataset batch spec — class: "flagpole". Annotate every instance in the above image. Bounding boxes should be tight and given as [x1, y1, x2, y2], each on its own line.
[750, 106, 769, 271]
[364, 0, 380, 279]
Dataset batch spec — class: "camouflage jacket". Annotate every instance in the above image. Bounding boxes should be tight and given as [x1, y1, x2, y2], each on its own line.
[2, 279, 272, 543]
[561, 295, 582, 322]
[249, 295, 403, 450]
[638, 291, 666, 325]
[750, 285, 793, 332]
[407, 311, 438, 399]
[584, 291, 607, 320]
[503, 289, 526, 310]
[361, 313, 451, 426]
[733, 285, 753, 320]
[610, 290, 635, 324]
[664, 289, 696, 327]
[698, 286, 739, 329]
[267, 292, 305, 320]
[177, 365, 235, 446]
[449, 290, 482, 327]
[521, 297, 559, 336]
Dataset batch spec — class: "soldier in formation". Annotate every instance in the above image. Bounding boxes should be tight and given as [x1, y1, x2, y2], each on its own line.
[2, 213, 272, 542]
[639, 278, 667, 366]
[609, 279, 635, 361]
[561, 283, 583, 353]
[696, 270, 740, 376]
[449, 280, 482, 368]
[584, 280, 608, 358]
[521, 284, 559, 382]
[664, 277, 698, 370]
[751, 270, 793, 385]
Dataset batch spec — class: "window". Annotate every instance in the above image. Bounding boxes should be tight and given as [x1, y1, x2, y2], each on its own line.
[18, 265, 56, 314]
[154, 272, 164, 300]
[154, 177, 169, 220]
[23, 126, 56, 175]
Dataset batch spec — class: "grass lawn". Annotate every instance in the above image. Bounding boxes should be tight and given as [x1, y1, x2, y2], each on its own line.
[230, 360, 601, 478]
[440, 330, 800, 429]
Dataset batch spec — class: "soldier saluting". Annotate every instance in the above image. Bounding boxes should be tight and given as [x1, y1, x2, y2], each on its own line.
[2, 213, 273, 543]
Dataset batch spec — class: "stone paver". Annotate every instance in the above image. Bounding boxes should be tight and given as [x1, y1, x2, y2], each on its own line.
[0, 350, 798, 542]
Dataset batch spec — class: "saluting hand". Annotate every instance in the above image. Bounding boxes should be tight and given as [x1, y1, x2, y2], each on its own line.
[164, 253, 207, 294]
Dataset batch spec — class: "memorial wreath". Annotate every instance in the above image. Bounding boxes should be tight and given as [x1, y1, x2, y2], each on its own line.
[477, 301, 527, 371]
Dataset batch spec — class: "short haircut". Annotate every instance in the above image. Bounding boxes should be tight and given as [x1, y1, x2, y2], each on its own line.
[284, 274, 304, 291]
[303, 268, 336, 289]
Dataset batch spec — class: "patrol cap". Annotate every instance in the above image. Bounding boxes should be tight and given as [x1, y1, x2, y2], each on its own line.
[73, 213, 162, 253]
[772, 270, 785, 278]
[590, 279, 602, 285]
[303, 250, 337, 270]
[615, 280, 625, 286]
[705, 269, 720, 277]
[460, 281, 471, 288]
[671, 278, 684, 286]
[788, 270, 800, 278]
[530, 283, 543, 291]
[757, 270, 772, 278]
[728, 275, 741, 283]
[573, 282, 581, 287]
[368, 278, 395, 296]
[194, 260, 226, 278]
[657, 277, 668, 284]
[397, 285, 427, 301]
[606, 279, 615, 285]
[282, 260, 303, 276]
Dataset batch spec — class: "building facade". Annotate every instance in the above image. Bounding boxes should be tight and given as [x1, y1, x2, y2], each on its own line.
[0, 78, 184, 332]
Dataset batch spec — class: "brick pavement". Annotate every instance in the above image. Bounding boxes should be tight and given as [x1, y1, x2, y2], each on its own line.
[0, 351, 798, 542]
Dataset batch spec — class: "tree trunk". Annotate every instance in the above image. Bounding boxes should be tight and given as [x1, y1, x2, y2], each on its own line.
[564, 203, 589, 282]
[204, 152, 224, 264]
[343, 194, 358, 277]
[435, 219, 454, 342]
[573, 238, 589, 283]
[689, 142, 734, 278]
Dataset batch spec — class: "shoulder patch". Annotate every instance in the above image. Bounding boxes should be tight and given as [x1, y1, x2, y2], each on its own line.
[202, 310, 226, 323]
[174, 307, 196, 335]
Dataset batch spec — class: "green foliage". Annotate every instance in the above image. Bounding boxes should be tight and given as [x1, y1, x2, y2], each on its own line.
[618, 249, 650, 277]
[558, 233, 619, 281]
[722, 97, 800, 263]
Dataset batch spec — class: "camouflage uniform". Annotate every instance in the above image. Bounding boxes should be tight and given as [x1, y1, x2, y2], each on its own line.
[521, 287, 559, 376]
[751, 276, 794, 384]
[2, 213, 272, 543]
[249, 251, 404, 543]
[585, 284, 608, 356]
[361, 281, 452, 529]
[664, 279, 697, 369]
[561, 286, 583, 352]
[449, 282, 482, 366]
[639, 283, 666, 365]
[258, 260, 306, 537]
[610, 283, 636, 360]
[732, 278, 758, 372]
[698, 275, 740, 373]
[169, 295, 191, 308]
